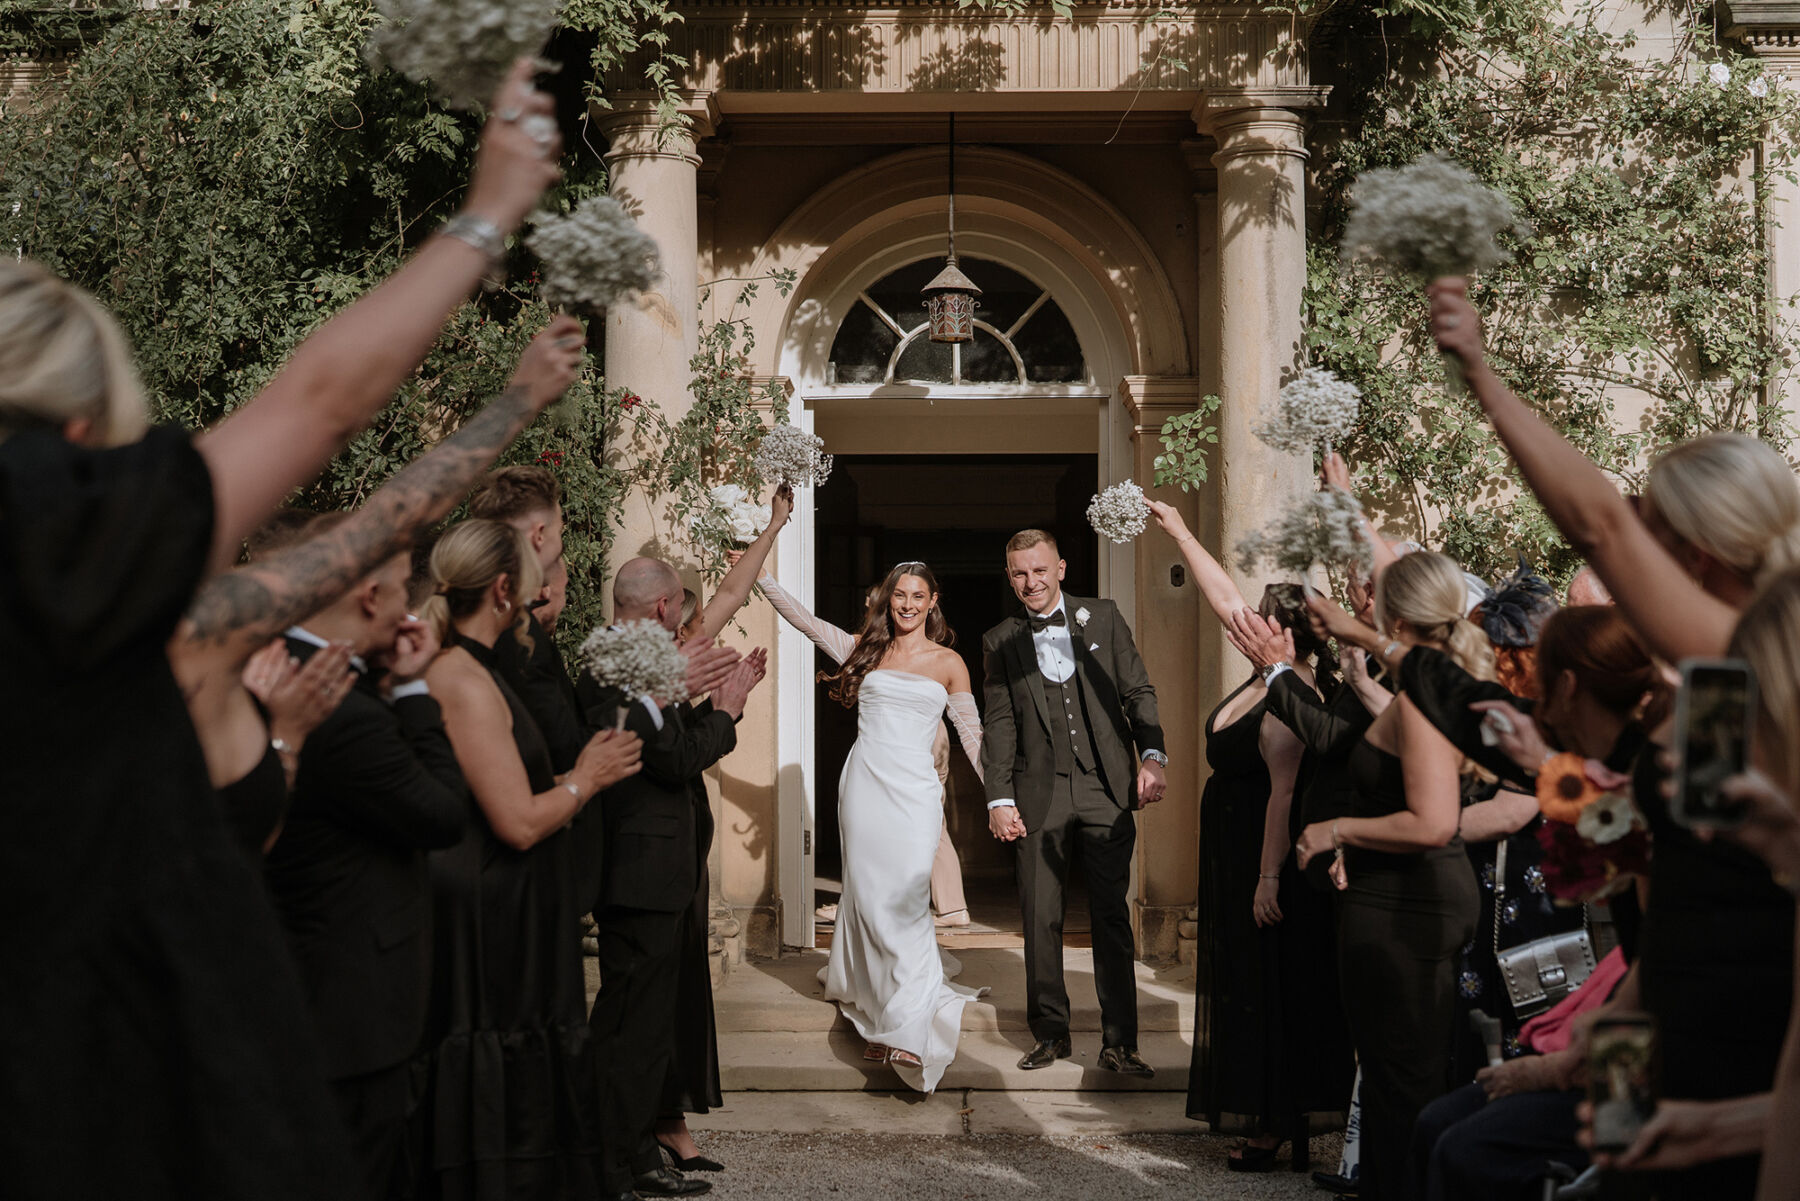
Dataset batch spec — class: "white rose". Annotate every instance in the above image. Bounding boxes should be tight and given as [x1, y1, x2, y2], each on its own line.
[1749, 76, 1770, 98]
[1075, 606, 1092, 627]
[1576, 791, 1637, 846]
[1709, 62, 1731, 87]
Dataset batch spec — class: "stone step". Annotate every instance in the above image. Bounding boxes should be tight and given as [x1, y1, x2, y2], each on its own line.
[714, 947, 1198, 1035]
[698, 1089, 1204, 1135]
[719, 1029, 1192, 1092]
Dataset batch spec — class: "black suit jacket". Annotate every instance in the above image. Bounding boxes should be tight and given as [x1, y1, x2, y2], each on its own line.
[979, 595, 1163, 829]
[576, 676, 736, 915]
[263, 638, 467, 1081]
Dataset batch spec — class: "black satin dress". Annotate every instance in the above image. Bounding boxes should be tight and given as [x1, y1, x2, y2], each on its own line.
[419, 632, 602, 1201]
[1336, 740, 1480, 1201]
[1188, 678, 1353, 1143]
[219, 718, 289, 857]
[0, 428, 353, 1199]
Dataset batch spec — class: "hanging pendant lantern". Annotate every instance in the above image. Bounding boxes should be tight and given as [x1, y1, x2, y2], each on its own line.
[924, 114, 981, 344]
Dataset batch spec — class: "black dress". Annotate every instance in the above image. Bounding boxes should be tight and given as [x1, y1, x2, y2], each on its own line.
[0, 428, 354, 1199]
[660, 703, 724, 1121]
[1188, 678, 1353, 1142]
[1632, 747, 1795, 1200]
[419, 632, 602, 1201]
[219, 723, 289, 857]
[1337, 739, 1480, 1201]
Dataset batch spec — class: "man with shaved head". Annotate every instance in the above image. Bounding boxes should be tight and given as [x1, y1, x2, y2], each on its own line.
[579, 558, 762, 1201]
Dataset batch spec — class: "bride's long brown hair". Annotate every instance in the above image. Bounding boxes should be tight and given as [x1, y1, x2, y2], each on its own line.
[822, 560, 955, 708]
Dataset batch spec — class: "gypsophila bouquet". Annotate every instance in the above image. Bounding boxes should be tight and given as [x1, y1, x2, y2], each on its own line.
[1341, 154, 1530, 281]
[527, 199, 662, 313]
[1237, 487, 1373, 577]
[580, 620, 689, 722]
[366, 0, 557, 111]
[1087, 480, 1148, 544]
[755, 423, 833, 488]
[689, 484, 770, 549]
[1258, 368, 1362, 456]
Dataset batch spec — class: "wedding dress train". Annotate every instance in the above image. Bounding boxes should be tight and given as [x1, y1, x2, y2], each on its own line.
[759, 576, 987, 1093]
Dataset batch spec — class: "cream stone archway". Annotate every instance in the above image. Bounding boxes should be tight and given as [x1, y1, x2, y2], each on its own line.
[724, 148, 1201, 947]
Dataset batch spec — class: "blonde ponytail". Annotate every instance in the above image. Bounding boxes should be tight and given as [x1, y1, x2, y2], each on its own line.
[1644, 433, 1800, 588]
[1377, 551, 1496, 681]
[426, 519, 542, 650]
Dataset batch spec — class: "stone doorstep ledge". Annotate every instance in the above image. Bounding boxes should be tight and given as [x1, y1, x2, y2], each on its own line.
[698, 1089, 1203, 1137]
[719, 1029, 1191, 1093]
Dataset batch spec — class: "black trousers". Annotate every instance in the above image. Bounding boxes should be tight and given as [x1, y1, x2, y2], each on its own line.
[591, 906, 686, 1193]
[329, 1059, 424, 1201]
[1338, 846, 1479, 1201]
[1409, 1081, 1587, 1201]
[1016, 767, 1138, 1047]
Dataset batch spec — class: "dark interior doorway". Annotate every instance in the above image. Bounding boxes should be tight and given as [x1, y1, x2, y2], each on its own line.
[809, 453, 1099, 930]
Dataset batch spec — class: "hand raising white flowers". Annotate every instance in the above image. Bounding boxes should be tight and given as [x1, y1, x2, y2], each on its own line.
[1088, 480, 1148, 544]
[527, 198, 662, 313]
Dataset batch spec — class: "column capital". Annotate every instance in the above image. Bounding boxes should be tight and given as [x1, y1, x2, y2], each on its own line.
[1725, 2, 1800, 66]
[595, 91, 721, 166]
[747, 376, 795, 413]
[1119, 376, 1202, 438]
[1194, 86, 1330, 134]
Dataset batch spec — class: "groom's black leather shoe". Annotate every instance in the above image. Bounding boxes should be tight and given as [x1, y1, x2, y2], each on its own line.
[632, 1167, 711, 1197]
[1098, 1045, 1155, 1077]
[1017, 1036, 1072, 1069]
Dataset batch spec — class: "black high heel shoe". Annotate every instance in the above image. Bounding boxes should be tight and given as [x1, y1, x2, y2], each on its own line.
[1225, 1135, 1311, 1174]
[659, 1142, 725, 1173]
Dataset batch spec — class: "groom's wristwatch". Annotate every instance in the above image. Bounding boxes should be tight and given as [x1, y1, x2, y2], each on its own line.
[1141, 749, 1168, 767]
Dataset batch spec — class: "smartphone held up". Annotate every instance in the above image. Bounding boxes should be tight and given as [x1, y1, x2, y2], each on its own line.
[1588, 1013, 1657, 1155]
[1671, 658, 1757, 830]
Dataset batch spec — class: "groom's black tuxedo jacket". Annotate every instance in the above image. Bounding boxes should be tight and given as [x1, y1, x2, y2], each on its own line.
[979, 595, 1164, 829]
[263, 637, 468, 1082]
[576, 678, 735, 915]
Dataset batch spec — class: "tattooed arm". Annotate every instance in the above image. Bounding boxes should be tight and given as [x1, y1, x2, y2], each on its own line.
[190, 59, 561, 575]
[178, 318, 585, 666]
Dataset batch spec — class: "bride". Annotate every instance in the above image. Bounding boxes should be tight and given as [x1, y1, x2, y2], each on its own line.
[750, 554, 987, 1093]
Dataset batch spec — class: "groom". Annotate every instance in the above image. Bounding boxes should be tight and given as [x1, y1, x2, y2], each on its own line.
[981, 529, 1167, 1075]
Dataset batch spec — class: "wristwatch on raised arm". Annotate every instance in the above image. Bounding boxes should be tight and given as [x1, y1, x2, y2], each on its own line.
[1258, 660, 1292, 687]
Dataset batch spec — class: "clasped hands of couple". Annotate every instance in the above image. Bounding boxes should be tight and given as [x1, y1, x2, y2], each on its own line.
[986, 760, 1167, 844]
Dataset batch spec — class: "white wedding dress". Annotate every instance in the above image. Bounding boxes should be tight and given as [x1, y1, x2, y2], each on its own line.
[759, 576, 987, 1093]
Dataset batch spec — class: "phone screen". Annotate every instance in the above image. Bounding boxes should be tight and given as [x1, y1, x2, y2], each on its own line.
[1588, 1015, 1656, 1153]
[1675, 660, 1755, 828]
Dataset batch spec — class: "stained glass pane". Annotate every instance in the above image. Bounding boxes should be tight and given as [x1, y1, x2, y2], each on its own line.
[893, 333, 954, 383]
[827, 299, 900, 385]
[1014, 299, 1086, 383]
[961, 328, 1018, 383]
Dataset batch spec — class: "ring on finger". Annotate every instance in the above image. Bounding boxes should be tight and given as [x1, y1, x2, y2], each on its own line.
[497, 105, 524, 123]
[1441, 314, 1462, 329]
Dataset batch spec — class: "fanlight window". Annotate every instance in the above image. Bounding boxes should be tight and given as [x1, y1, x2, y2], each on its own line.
[827, 258, 1087, 386]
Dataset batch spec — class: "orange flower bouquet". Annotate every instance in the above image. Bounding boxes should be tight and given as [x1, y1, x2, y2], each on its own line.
[1533, 753, 1651, 903]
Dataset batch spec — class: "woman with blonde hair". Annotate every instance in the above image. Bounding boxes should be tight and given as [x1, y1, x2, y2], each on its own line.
[1295, 551, 1488, 1200]
[1434, 279, 1798, 1201]
[418, 519, 641, 1197]
[0, 60, 562, 1200]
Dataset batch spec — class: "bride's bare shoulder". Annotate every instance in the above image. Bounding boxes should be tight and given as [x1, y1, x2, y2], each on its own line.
[925, 644, 971, 690]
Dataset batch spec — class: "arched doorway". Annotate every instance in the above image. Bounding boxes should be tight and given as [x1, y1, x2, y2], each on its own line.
[750, 149, 1189, 948]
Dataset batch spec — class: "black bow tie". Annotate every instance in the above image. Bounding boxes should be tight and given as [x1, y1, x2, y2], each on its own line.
[1029, 610, 1066, 632]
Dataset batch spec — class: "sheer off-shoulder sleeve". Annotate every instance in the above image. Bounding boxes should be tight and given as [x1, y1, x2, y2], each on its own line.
[946, 691, 984, 784]
[757, 574, 857, 665]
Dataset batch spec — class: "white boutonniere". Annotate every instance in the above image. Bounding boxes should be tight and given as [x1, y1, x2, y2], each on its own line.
[1074, 607, 1091, 628]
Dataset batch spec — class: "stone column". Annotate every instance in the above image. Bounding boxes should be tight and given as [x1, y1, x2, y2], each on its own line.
[1729, 9, 1800, 426]
[1121, 376, 1204, 960]
[1202, 96, 1324, 689]
[597, 92, 715, 583]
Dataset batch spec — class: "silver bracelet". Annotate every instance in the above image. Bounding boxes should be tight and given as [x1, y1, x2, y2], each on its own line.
[559, 780, 582, 804]
[1258, 873, 1280, 880]
[437, 213, 507, 289]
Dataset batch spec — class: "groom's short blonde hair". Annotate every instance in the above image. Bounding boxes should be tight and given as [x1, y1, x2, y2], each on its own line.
[1005, 529, 1058, 557]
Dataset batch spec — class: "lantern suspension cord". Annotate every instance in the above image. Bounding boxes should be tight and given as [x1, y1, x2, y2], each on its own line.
[947, 112, 956, 261]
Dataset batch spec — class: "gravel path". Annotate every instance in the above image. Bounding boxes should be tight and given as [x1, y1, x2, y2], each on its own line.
[683, 1131, 1344, 1200]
